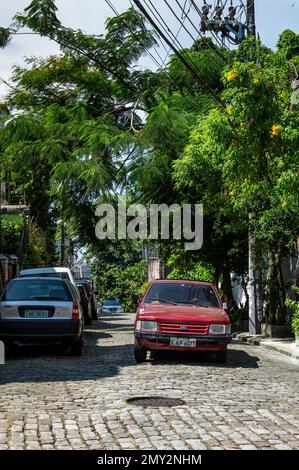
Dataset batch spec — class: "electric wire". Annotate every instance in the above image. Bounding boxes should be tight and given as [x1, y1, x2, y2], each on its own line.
[190, 0, 231, 51]
[143, 0, 216, 81]
[104, 0, 166, 70]
[128, 0, 169, 56]
[143, 0, 227, 99]
[172, 0, 228, 64]
[161, 1, 192, 66]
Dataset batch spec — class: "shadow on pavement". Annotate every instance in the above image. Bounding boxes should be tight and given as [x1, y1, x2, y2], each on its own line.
[0, 312, 259, 385]
[0, 338, 135, 385]
[93, 320, 133, 332]
[150, 348, 260, 369]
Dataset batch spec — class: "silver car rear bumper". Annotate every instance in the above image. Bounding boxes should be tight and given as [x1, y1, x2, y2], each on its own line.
[0, 319, 82, 343]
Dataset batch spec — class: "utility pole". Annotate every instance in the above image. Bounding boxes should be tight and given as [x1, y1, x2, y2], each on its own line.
[247, 0, 259, 335]
[247, 0, 256, 37]
[198, 1, 256, 45]
[248, 214, 261, 335]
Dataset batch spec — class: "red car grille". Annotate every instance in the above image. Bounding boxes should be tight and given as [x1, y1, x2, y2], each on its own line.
[159, 322, 209, 335]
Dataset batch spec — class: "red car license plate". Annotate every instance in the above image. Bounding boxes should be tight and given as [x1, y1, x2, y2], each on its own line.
[170, 337, 196, 347]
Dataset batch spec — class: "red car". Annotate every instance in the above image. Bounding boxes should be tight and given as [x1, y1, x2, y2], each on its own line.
[134, 280, 231, 363]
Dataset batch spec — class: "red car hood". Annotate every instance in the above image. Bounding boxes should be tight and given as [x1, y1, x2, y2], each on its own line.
[138, 303, 229, 323]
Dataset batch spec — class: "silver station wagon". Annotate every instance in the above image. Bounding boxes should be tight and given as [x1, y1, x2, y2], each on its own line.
[0, 277, 84, 355]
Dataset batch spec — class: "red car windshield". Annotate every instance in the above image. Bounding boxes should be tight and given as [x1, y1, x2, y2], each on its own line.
[144, 282, 220, 308]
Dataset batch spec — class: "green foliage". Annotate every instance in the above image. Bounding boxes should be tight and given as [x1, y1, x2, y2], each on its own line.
[2, 2, 299, 326]
[0, 6, 154, 250]
[91, 242, 147, 312]
[174, 46, 299, 321]
[15, 0, 60, 35]
[285, 287, 299, 336]
[27, 220, 51, 266]
[0, 214, 23, 256]
[167, 257, 214, 283]
[0, 27, 11, 48]
[233, 37, 272, 64]
[277, 29, 299, 58]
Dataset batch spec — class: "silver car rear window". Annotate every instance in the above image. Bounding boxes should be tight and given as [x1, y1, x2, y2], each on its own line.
[2, 279, 73, 302]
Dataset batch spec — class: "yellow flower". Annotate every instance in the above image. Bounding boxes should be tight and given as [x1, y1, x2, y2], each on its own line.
[226, 69, 238, 82]
[253, 79, 260, 85]
[226, 105, 234, 116]
[240, 122, 245, 129]
[270, 124, 282, 139]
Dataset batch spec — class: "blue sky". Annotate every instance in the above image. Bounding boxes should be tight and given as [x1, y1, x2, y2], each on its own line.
[0, 0, 299, 98]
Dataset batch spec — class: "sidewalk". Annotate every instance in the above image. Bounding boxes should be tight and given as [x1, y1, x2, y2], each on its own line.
[232, 332, 299, 364]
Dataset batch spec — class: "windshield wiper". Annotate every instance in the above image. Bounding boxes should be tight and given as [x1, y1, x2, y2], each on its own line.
[148, 297, 179, 306]
[177, 301, 209, 308]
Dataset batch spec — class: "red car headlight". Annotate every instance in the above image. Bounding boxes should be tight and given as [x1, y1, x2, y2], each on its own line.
[135, 320, 158, 332]
[209, 324, 231, 335]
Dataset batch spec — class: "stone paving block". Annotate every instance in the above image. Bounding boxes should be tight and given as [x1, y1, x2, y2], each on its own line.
[0, 313, 298, 450]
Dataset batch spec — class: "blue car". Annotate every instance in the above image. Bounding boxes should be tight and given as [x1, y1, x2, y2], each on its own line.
[101, 299, 124, 314]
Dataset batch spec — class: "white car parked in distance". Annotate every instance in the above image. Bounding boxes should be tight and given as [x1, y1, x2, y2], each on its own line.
[19, 267, 78, 292]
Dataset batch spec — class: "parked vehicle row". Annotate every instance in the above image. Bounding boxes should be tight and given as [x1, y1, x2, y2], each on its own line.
[0, 267, 100, 356]
[77, 280, 98, 320]
[0, 276, 84, 355]
[0, 268, 231, 363]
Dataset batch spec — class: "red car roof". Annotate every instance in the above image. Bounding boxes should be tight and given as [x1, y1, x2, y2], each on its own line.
[149, 279, 214, 286]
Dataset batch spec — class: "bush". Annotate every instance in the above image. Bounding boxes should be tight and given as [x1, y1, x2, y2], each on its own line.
[285, 287, 299, 337]
[285, 300, 299, 337]
[93, 257, 147, 312]
[0, 214, 23, 255]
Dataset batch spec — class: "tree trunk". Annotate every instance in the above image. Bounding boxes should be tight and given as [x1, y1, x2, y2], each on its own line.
[213, 265, 220, 289]
[277, 249, 287, 324]
[241, 273, 249, 311]
[266, 251, 284, 325]
[221, 261, 235, 310]
[60, 223, 66, 266]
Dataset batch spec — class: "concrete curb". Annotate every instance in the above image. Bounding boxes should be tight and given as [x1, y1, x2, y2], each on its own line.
[232, 332, 299, 363]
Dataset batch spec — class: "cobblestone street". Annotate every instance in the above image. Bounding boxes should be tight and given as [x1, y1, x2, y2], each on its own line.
[0, 312, 299, 450]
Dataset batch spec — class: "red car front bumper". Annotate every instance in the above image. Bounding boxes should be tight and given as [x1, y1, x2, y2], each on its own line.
[135, 332, 231, 352]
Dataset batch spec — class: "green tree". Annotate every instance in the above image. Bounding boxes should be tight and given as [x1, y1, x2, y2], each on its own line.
[0, 4, 157, 252]
[90, 240, 147, 312]
[174, 37, 299, 323]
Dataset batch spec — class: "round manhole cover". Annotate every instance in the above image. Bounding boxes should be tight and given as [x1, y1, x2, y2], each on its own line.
[127, 396, 185, 407]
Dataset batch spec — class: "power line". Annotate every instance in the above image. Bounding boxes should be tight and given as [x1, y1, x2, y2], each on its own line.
[107, 0, 208, 100]
[163, 0, 198, 44]
[161, 2, 191, 66]
[143, 0, 211, 80]
[161, 0, 223, 68]
[144, 0, 226, 95]
[104, 0, 166, 70]
[172, 0, 228, 64]
[143, 0, 188, 51]
[128, 0, 169, 56]
[192, 0, 231, 50]
[132, 0, 226, 108]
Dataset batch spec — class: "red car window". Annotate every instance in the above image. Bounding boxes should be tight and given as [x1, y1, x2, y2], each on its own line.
[144, 282, 220, 308]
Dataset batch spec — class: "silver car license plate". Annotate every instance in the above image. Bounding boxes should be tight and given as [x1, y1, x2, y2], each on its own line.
[24, 310, 49, 318]
[170, 337, 196, 347]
